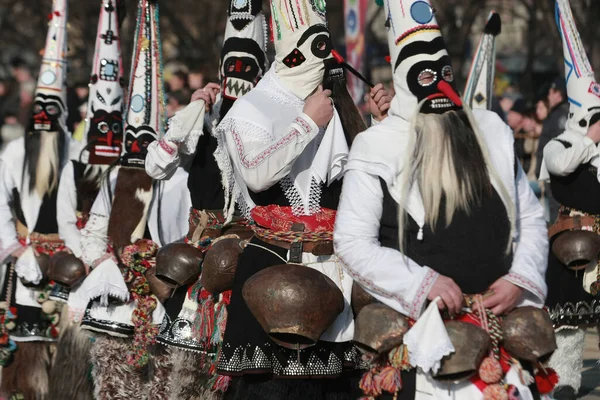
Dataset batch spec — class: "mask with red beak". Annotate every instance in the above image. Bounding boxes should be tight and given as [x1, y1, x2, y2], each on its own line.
[31, 0, 68, 134]
[84, 0, 125, 165]
[381, 0, 462, 120]
[121, 0, 166, 168]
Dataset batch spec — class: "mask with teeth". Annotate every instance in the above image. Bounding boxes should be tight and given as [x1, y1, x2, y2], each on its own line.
[219, 0, 268, 118]
[378, 0, 462, 119]
[555, 0, 600, 136]
[122, 0, 166, 169]
[271, 0, 333, 100]
[31, 0, 68, 134]
[84, 0, 126, 165]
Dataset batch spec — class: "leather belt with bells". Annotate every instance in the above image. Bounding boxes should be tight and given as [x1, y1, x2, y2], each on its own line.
[257, 223, 334, 262]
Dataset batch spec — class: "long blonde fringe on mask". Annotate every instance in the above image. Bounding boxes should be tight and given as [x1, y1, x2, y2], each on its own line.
[35, 131, 60, 197]
[397, 101, 515, 254]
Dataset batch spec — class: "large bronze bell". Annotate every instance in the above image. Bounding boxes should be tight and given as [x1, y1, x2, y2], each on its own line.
[155, 243, 203, 287]
[47, 251, 87, 287]
[502, 306, 557, 362]
[201, 238, 244, 295]
[146, 267, 175, 303]
[552, 230, 600, 271]
[351, 283, 378, 317]
[353, 303, 409, 356]
[434, 321, 491, 383]
[242, 264, 344, 350]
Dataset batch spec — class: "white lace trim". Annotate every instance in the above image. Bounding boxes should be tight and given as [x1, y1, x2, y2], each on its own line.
[280, 176, 323, 216]
[255, 69, 304, 108]
[404, 298, 455, 375]
[165, 112, 204, 156]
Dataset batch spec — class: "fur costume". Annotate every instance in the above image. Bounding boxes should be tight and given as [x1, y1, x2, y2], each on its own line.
[0, 342, 52, 399]
[548, 328, 586, 392]
[48, 324, 94, 400]
[169, 349, 221, 400]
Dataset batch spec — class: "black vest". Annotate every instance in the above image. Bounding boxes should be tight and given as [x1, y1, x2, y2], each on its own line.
[188, 134, 226, 211]
[550, 163, 600, 215]
[378, 180, 512, 294]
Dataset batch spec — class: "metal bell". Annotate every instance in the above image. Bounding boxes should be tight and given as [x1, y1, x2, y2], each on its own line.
[353, 303, 409, 356]
[502, 306, 557, 362]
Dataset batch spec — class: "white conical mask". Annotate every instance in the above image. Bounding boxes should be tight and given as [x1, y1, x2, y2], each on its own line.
[32, 0, 69, 134]
[122, 0, 167, 168]
[271, 0, 333, 100]
[85, 0, 125, 165]
[464, 12, 501, 111]
[556, 0, 600, 135]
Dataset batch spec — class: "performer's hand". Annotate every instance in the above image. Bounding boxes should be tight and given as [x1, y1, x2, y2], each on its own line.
[367, 83, 392, 121]
[191, 83, 221, 111]
[427, 275, 463, 315]
[304, 85, 334, 128]
[482, 278, 523, 316]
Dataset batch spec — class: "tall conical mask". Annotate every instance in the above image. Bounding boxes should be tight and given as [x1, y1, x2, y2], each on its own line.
[220, 0, 268, 104]
[32, 0, 69, 134]
[122, 0, 166, 168]
[270, 0, 332, 99]
[377, 0, 462, 121]
[556, 0, 600, 135]
[84, 0, 125, 165]
[464, 12, 501, 111]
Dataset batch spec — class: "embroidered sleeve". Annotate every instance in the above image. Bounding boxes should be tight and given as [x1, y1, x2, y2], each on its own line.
[57, 162, 83, 258]
[508, 161, 548, 305]
[0, 160, 21, 264]
[334, 168, 440, 320]
[220, 113, 320, 192]
[145, 139, 181, 181]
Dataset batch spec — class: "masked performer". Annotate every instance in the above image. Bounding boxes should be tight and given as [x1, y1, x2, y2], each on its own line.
[334, 1, 552, 399]
[213, 1, 391, 398]
[541, 1, 600, 398]
[144, 1, 268, 398]
[47, 2, 126, 398]
[0, 0, 75, 397]
[72, 1, 189, 398]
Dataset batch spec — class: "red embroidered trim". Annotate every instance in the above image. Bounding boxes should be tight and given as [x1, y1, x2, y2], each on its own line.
[159, 139, 176, 156]
[232, 127, 303, 169]
[343, 267, 412, 311]
[395, 25, 440, 45]
[504, 272, 544, 300]
[409, 269, 439, 320]
[294, 116, 313, 134]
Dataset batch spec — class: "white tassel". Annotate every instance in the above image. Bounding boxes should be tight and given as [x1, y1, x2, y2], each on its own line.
[417, 227, 424, 241]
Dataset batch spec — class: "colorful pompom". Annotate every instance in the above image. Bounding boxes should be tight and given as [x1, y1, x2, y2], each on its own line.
[479, 356, 504, 384]
[535, 367, 559, 395]
[482, 384, 508, 400]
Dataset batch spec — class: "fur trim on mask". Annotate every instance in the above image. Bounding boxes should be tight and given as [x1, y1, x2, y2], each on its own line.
[169, 349, 223, 400]
[48, 324, 94, 400]
[107, 167, 153, 250]
[0, 342, 52, 399]
[548, 328, 586, 391]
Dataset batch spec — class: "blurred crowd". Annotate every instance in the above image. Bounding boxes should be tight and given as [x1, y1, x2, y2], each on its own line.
[492, 77, 569, 223]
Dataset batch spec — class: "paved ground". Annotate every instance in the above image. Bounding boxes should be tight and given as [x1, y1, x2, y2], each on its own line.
[580, 329, 600, 399]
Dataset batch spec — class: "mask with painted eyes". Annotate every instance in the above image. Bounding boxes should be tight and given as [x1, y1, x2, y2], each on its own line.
[378, 0, 463, 120]
[83, 0, 126, 164]
[31, 94, 67, 133]
[121, 125, 157, 167]
[556, 0, 600, 136]
[271, 0, 332, 100]
[87, 109, 123, 164]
